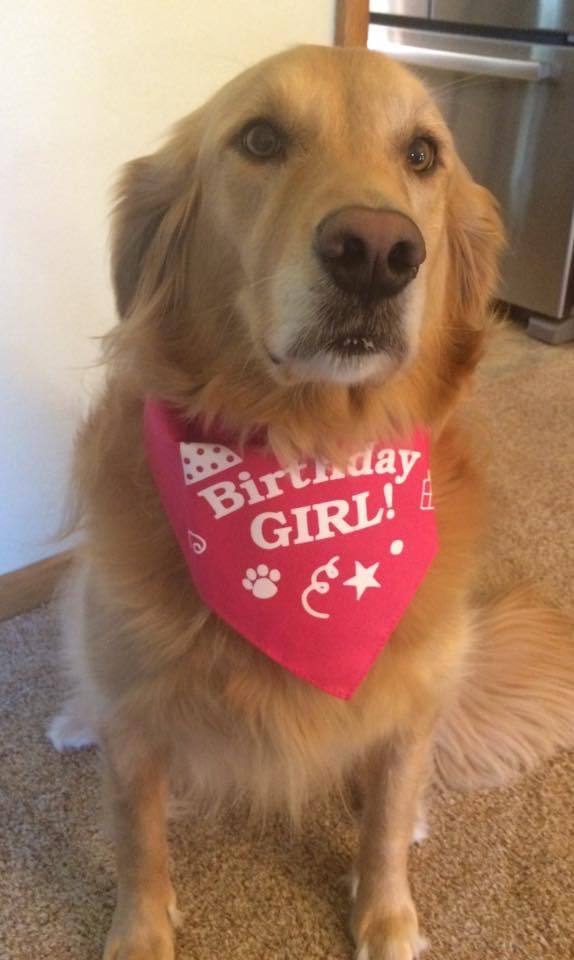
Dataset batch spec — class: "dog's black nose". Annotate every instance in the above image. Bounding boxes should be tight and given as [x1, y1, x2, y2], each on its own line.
[315, 206, 426, 298]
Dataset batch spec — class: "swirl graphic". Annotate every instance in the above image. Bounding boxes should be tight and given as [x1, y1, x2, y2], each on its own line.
[301, 556, 340, 619]
[187, 529, 207, 555]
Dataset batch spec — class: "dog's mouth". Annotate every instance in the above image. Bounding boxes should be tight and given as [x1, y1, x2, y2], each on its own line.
[264, 283, 412, 385]
[267, 328, 391, 366]
[325, 332, 387, 357]
[289, 306, 406, 368]
[266, 323, 405, 386]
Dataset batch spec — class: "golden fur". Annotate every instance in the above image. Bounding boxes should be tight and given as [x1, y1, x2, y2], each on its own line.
[52, 46, 574, 960]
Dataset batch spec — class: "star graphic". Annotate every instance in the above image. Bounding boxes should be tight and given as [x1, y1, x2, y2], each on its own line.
[343, 561, 381, 600]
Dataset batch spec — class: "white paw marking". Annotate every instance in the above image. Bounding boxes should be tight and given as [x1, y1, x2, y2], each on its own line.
[242, 564, 281, 599]
[412, 816, 429, 845]
[47, 712, 97, 752]
[167, 900, 182, 928]
[355, 934, 428, 960]
[413, 934, 429, 957]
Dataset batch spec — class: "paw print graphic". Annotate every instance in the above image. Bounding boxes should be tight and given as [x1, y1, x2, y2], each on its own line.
[242, 565, 281, 600]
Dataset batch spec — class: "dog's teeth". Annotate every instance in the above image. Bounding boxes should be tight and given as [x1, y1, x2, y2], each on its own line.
[334, 336, 376, 353]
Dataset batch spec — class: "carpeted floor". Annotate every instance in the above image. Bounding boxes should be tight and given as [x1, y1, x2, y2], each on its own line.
[1, 323, 573, 960]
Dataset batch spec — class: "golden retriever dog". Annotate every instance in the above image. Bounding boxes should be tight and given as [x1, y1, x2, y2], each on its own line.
[50, 45, 574, 960]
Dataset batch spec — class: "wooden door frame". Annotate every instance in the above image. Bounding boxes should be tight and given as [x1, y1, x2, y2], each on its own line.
[335, 0, 370, 46]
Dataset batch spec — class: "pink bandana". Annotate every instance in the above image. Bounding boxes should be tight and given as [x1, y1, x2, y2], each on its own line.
[144, 398, 438, 699]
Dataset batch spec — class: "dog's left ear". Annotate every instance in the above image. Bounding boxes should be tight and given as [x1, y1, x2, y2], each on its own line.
[447, 163, 505, 321]
[442, 162, 505, 376]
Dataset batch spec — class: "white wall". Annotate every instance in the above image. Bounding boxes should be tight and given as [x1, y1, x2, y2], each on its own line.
[0, 0, 335, 575]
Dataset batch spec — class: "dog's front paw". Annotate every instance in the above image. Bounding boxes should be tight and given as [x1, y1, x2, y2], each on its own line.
[47, 700, 97, 752]
[103, 900, 177, 960]
[353, 902, 427, 960]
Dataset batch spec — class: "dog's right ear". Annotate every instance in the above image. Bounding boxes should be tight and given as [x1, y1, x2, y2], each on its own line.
[111, 112, 203, 320]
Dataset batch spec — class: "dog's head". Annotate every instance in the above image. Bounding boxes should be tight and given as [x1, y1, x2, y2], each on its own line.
[111, 46, 503, 453]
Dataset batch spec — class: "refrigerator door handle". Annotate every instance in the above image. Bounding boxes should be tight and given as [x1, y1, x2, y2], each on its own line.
[373, 41, 557, 82]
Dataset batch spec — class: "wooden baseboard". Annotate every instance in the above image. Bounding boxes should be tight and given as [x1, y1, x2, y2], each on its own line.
[0, 551, 73, 622]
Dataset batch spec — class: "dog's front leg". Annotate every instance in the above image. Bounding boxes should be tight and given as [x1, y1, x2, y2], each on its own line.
[352, 724, 433, 960]
[102, 730, 178, 960]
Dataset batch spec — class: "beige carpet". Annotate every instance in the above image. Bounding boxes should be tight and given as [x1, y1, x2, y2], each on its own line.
[1, 324, 573, 960]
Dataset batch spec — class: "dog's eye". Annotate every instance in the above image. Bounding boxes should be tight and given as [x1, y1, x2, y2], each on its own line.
[406, 137, 436, 174]
[241, 121, 284, 160]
